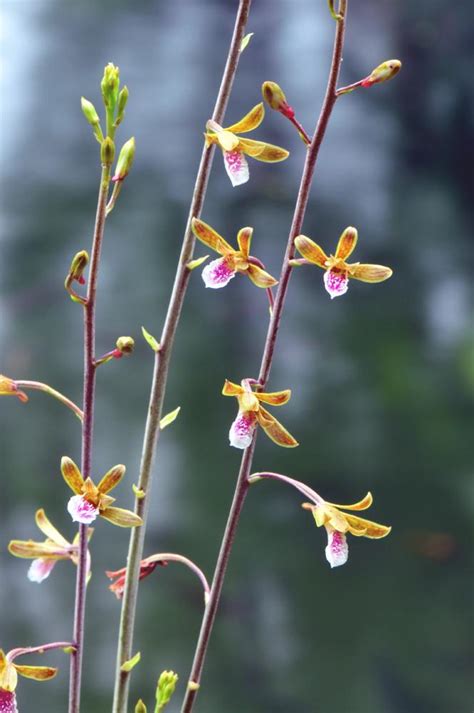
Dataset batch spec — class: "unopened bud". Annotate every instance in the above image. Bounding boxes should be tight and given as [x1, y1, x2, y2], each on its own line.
[134, 700, 147, 713]
[115, 86, 129, 127]
[361, 59, 402, 88]
[116, 336, 135, 355]
[112, 137, 135, 182]
[101, 137, 115, 167]
[101, 62, 120, 110]
[81, 98, 100, 127]
[156, 670, 178, 711]
[69, 250, 89, 284]
[262, 81, 294, 119]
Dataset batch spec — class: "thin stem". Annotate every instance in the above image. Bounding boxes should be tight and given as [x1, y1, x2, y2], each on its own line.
[7, 642, 75, 662]
[15, 381, 84, 421]
[180, 7, 348, 712]
[287, 115, 312, 145]
[142, 553, 211, 602]
[336, 79, 364, 96]
[69, 163, 110, 713]
[248, 471, 324, 506]
[111, 3, 253, 711]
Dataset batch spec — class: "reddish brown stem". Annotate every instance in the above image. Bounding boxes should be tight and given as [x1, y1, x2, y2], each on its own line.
[180, 6, 348, 711]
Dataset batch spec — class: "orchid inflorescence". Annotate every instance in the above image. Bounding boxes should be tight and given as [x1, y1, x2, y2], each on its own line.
[2, 10, 402, 710]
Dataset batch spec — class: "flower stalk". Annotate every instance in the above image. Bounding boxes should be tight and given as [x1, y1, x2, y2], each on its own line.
[180, 3, 349, 710]
[111, 2, 253, 711]
[14, 381, 84, 421]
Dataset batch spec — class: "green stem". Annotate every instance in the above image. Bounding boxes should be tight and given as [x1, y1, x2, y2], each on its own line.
[15, 380, 84, 421]
[180, 4, 348, 711]
[68, 163, 110, 713]
[111, 3, 253, 711]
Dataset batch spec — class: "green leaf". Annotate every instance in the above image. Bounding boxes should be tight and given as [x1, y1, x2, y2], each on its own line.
[240, 32, 254, 52]
[160, 406, 181, 430]
[142, 326, 161, 353]
[120, 651, 141, 672]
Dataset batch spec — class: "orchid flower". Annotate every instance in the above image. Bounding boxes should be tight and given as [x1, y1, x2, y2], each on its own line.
[191, 218, 278, 290]
[204, 103, 289, 186]
[0, 647, 58, 713]
[303, 491, 391, 568]
[8, 509, 93, 583]
[61, 457, 143, 528]
[293, 227, 393, 299]
[0, 376, 27, 403]
[222, 379, 298, 449]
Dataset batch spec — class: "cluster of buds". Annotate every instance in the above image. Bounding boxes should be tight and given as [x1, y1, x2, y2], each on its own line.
[134, 670, 179, 713]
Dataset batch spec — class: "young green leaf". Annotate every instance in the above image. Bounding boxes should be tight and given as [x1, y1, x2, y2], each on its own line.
[160, 407, 181, 430]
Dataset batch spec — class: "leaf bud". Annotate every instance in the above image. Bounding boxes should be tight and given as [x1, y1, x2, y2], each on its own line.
[134, 700, 147, 713]
[115, 86, 129, 127]
[101, 137, 115, 167]
[262, 81, 294, 119]
[112, 137, 135, 182]
[361, 59, 402, 87]
[116, 336, 135, 355]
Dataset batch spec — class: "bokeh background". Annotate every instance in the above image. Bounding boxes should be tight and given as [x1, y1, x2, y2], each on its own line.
[1, 1, 473, 712]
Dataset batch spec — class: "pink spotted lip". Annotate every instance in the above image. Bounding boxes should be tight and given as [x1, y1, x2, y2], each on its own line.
[202, 257, 236, 289]
[229, 411, 257, 449]
[67, 495, 99, 524]
[0, 690, 18, 713]
[323, 268, 349, 299]
[27, 558, 57, 583]
[223, 150, 250, 187]
[325, 528, 349, 568]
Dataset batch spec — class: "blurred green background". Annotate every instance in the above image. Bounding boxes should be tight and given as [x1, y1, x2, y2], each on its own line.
[1, 1, 473, 712]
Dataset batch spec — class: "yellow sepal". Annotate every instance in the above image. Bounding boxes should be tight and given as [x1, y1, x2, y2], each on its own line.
[257, 406, 298, 447]
[294, 236, 328, 268]
[225, 102, 265, 134]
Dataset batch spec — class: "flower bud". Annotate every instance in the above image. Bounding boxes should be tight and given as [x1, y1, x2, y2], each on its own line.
[361, 59, 402, 88]
[262, 81, 294, 119]
[135, 701, 147, 713]
[101, 62, 120, 110]
[112, 137, 135, 182]
[115, 336, 135, 355]
[115, 86, 129, 127]
[81, 98, 100, 127]
[68, 250, 89, 284]
[156, 670, 178, 710]
[101, 137, 115, 167]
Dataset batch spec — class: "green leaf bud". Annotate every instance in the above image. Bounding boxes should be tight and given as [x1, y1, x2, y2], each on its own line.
[115, 86, 129, 127]
[101, 137, 115, 167]
[112, 137, 135, 182]
[135, 700, 147, 713]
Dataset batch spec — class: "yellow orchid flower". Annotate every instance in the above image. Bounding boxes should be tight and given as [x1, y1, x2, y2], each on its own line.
[0, 646, 58, 712]
[61, 457, 143, 528]
[8, 509, 93, 583]
[302, 491, 391, 567]
[191, 218, 278, 290]
[222, 379, 298, 449]
[204, 103, 289, 186]
[293, 227, 393, 299]
[0, 375, 28, 403]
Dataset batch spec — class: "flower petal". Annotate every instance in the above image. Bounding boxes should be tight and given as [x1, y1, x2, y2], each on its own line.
[222, 379, 244, 397]
[202, 257, 236, 288]
[257, 406, 298, 447]
[0, 689, 18, 712]
[344, 514, 392, 539]
[335, 226, 358, 260]
[326, 492, 373, 511]
[35, 509, 70, 548]
[236, 227, 253, 257]
[67, 495, 99, 524]
[325, 527, 349, 568]
[240, 138, 289, 162]
[99, 506, 143, 528]
[61, 457, 84, 495]
[349, 264, 393, 283]
[97, 464, 126, 495]
[223, 150, 249, 187]
[8, 540, 67, 559]
[323, 269, 349, 299]
[27, 558, 58, 583]
[245, 263, 277, 288]
[229, 410, 257, 449]
[191, 218, 234, 255]
[294, 236, 328, 268]
[205, 122, 240, 151]
[0, 653, 17, 693]
[256, 389, 291, 406]
[14, 665, 58, 682]
[225, 102, 265, 134]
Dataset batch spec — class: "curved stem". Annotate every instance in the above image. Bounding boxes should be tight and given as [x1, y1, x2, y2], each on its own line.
[143, 553, 211, 602]
[69, 163, 110, 713]
[111, 3, 253, 711]
[7, 642, 75, 662]
[248, 471, 324, 506]
[180, 6, 348, 712]
[15, 381, 84, 421]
